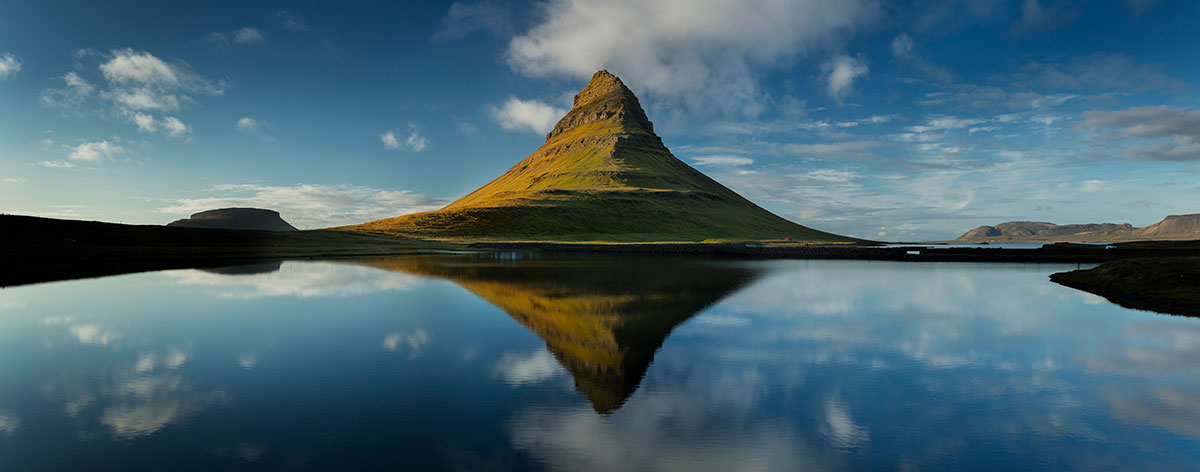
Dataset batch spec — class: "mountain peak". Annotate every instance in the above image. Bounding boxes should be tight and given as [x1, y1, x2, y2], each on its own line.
[341, 68, 852, 243]
[546, 70, 653, 141]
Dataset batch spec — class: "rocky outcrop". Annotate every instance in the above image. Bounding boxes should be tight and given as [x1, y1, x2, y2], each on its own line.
[168, 208, 298, 232]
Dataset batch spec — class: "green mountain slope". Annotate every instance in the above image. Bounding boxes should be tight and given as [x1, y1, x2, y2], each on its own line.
[340, 70, 853, 243]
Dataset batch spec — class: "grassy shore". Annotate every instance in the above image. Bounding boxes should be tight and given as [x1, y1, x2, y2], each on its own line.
[1050, 257, 1200, 317]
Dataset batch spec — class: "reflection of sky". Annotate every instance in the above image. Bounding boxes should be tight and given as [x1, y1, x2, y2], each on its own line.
[161, 261, 425, 298]
[510, 261, 1200, 471]
[1, 259, 1200, 470]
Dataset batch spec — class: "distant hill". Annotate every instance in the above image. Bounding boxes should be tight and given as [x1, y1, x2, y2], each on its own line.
[957, 214, 1200, 242]
[337, 70, 853, 243]
[168, 208, 297, 232]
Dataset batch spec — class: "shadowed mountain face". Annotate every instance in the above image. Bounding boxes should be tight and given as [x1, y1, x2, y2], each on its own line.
[341, 71, 850, 243]
[351, 255, 765, 413]
[957, 214, 1200, 242]
[168, 208, 298, 232]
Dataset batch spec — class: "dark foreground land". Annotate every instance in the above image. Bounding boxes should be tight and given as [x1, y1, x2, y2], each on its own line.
[1051, 257, 1200, 317]
[4, 214, 1200, 317]
[0, 215, 453, 287]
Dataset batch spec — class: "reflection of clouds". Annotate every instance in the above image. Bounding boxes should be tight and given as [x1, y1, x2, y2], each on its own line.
[43, 365, 226, 439]
[1107, 387, 1200, 438]
[69, 323, 121, 346]
[0, 410, 19, 436]
[824, 394, 868, 450]
[40, 343, 223, 439]
[137, 348, 192, 372]
[238, 353, 259, 369]
[510, 399, 839, 472]
[691, 314, 750, 327]
[661, 261, 1200, 465]
[162, 261, 424, 298]
[493, 349, 564, 386]
[382, 329, 430, 358]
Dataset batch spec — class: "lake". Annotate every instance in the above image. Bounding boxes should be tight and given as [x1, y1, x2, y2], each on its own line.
[2, 255, 1199, 471]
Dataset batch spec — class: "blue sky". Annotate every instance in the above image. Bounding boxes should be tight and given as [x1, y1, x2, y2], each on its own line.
[1, 0, 1198, 239]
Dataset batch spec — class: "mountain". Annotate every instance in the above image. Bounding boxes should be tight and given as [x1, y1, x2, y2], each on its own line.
[956, 214, 1200, 242]
[957, 222, 1133, 241]
[339, 70, 852, 243]
[349, 255, 764, 413]
[168, 208, 298, 232]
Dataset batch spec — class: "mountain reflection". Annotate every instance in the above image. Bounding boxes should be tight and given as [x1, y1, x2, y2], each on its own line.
[349, 254, 765, 413]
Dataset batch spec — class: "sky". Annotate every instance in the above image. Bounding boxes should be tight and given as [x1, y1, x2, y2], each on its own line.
[1, 0, 1198, 240]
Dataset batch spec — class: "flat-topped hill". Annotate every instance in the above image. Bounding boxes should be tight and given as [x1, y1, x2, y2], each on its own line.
[337, 70, 853, 243]
[168, 208, 298, 232]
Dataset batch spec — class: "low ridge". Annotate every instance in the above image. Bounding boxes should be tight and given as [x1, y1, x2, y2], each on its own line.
[956, 213, 1200, 242]
[341, 70, 852, 242]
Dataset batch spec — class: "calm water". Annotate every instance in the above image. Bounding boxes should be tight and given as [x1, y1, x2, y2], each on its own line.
[2, 255, 1199, 471]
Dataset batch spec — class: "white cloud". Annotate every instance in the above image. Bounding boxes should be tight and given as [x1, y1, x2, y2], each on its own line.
[100, 49, 181, 85]
[96, 48, 223, 117]
[405, 129, 430, 152]
[504, 0, 875, 116]
[692, 155, 755, 166]
[133, 113, 157, 133]
[274, 10, 312, 32]
[38, 160, 77, 169]
[379, 124, 430, 152]
[1080, 179, 1109, 192]
[434, 1, 513, 41]
[906, 116, 985, 133]
[1080, 106, 1200, 161]
[0, 52, 22, 79]
[890, 33, 914, 58]
[161, 116, 191, 138]
[823, 54, 868, 104]
[236, 117, 260, 133]
[156, 183, 446, 228]
[490, 97, 566, 134]
[380, 131, 401, 149]
[1012, 0, 1079, 34]
[131, 113, 190, 138]
[69, 140, 124, 161]
[233, 27, 265, 45]
[41, 72, 95, 109]
[207, 27, 266, 46]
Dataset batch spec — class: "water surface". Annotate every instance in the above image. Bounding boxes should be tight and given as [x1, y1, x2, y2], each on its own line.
[1, 256, 1198, 470]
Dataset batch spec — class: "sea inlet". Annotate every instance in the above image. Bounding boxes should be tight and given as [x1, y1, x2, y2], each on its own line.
[1, 254, 1198, 470]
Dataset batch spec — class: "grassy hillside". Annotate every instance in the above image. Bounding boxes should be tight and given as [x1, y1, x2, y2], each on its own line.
[337, 71, 855, 244]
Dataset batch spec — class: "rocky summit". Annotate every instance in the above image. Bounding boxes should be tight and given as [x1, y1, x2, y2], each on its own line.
[168, 208, 298, 232]
[341, 70, 852, 242]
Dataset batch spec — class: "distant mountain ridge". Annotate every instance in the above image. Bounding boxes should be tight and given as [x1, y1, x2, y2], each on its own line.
[957, 214, 1200, 242]
[168, 208, 298, 232]
[337, 70, 853, 243]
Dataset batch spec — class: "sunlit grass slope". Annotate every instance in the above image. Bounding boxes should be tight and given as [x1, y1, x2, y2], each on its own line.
[337, 71, 855, 243]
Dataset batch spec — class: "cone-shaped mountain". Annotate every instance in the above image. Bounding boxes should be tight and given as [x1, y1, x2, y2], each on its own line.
[344, 70, 852, 242]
